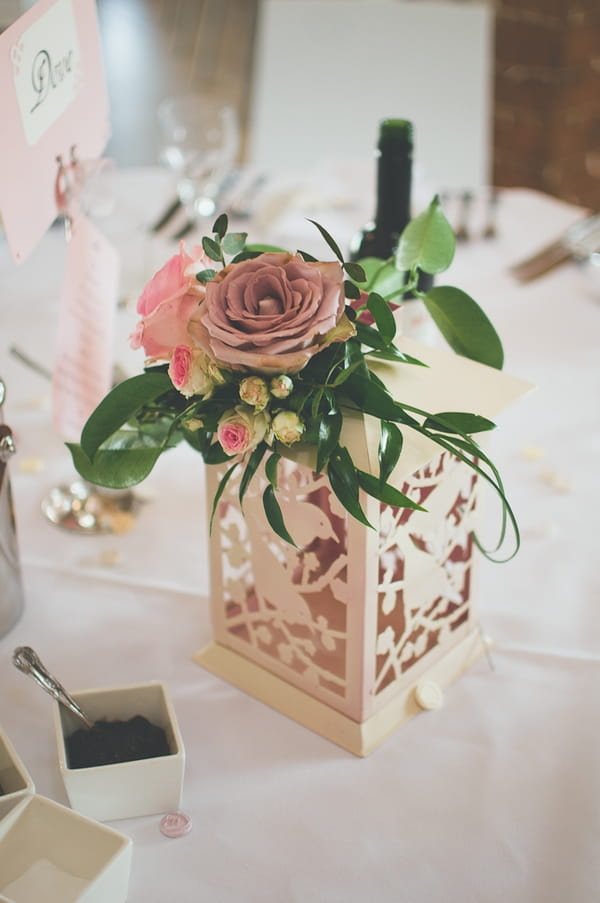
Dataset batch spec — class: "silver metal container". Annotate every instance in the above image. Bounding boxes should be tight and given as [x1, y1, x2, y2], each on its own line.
[0, 379, 24, 637]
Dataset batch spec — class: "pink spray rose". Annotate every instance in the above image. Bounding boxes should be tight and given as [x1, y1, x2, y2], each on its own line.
[188, 252, 346, 375]
[130, 244, 210, 360]
[168, 345, 221, 398]
[239, 375, 270, 411]
[217, 406, 270, 456]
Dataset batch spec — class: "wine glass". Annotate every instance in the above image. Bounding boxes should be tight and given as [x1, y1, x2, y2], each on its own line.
[157, 93, 239, 221]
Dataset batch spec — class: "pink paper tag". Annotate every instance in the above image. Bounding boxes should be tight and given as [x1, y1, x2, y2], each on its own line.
[0, 0, 110, 264]
[52, 215, 119, 441]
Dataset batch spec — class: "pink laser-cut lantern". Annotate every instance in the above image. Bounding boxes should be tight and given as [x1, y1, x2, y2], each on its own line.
[196, 339, 531, 755]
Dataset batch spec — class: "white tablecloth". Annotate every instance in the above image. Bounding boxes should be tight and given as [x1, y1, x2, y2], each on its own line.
[0, 167, 599, 903]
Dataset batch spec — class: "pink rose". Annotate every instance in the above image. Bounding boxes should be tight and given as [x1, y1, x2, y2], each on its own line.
[217, 406, 269, 456]
[130, 244, 209, 360]
[188, 252, 346, 375]
[168, 344, 219, 398]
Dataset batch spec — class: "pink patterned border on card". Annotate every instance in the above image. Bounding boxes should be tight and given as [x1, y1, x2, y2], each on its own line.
[0, 0, 110, 264]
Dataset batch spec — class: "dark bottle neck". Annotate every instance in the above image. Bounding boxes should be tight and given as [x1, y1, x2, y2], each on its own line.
[374, 145, 412, 238]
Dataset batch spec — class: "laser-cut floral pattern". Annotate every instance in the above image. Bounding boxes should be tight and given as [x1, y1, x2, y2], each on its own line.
[209, 451, 479, 719]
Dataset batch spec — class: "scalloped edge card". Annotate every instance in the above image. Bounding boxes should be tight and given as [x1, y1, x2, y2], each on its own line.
[0, 0, 110, 263]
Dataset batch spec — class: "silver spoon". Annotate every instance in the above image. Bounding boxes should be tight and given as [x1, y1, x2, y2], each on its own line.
[13, 646, 95, 729]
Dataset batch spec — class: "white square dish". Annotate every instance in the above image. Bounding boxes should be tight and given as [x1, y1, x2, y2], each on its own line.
[0, 724, 34, 816]
[53, 681, 185, 822]
[0, 794, 131, 903]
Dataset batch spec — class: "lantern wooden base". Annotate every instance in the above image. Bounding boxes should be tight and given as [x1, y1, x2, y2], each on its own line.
[194, 627, 490, 757]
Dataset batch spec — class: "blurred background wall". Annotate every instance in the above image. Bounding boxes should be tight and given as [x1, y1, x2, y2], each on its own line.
[494, 0, 600, 207]
[2, 0, 599, 207]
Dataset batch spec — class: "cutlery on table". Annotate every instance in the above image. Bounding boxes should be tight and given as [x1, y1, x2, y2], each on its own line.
[455, 190, 474, 242]
[483, 189, 499, 240]
[148, 196, 183, 233]
[510, 212, 600, 282]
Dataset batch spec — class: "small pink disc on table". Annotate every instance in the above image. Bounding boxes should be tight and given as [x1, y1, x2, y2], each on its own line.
[160, 812, 192, 838]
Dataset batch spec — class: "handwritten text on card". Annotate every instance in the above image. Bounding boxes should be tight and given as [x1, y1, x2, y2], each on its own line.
[12, 0, 81, 146]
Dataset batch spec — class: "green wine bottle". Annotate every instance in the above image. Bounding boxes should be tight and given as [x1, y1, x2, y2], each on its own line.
[350, 118, 433, 297]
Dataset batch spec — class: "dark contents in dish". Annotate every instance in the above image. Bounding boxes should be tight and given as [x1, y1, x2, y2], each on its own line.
[66, 715, 170, 768]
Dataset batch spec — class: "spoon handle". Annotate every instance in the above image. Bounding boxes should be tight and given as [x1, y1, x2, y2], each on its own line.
[13, 646, 95, 729]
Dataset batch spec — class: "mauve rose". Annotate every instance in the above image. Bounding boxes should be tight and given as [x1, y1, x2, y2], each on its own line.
[188, 252, 346, 375]
[217, 406, 270, 456]
[130, 244, 209, 360]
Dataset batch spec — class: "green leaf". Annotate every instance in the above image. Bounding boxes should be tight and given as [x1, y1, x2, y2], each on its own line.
[344, 261, 366, 282]
[355, 321, 388, 351]
[202, 441, 233, 465]
[263, 485, 297, 546]
[316, 407, 342, 473]
[344, 279, 361, 300]
[202, 236, 223, 263]
[239, 443, 267, 506]
[196, 268, 217, 283]
[423, 411, 497, 435]
[367, 347, 427, 366]
[265, 452, 281, 488]
[307, 219, 345, 263]
[332, 358, 364, 386]
[67, 442, 163, 489]
[423, 286, 504, 369]
[212, 214, 228, 239]
[366, 292, 396, 344]
[352, 257, 407, 298]
[243, 243, 288, 254]
[327, 446, 372, 528]
[209, 461, 239, 533]
[357, 470, 424, 510]
[222, 232, 248, 256]
[81, 371, 173, 460]
[298, 250, 318, 262]
[395, 196, 455, 275]
[344, 373, 419, 426]
[378, 421, 403, 485]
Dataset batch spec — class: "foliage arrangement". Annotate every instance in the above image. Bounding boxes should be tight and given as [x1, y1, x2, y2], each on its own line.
[69, 197, 518, 559]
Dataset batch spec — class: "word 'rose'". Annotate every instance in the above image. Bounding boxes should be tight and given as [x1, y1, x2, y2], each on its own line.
[217, 406, 269, 456]
[130, 244, 210, 360]
[189, 252, 346, 375]
[272, 410, 304, 446]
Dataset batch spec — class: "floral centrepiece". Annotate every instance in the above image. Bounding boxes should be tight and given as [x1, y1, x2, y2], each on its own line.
[69, 198, 518, 558]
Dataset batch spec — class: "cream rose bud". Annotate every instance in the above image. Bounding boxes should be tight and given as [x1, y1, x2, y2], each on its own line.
[239, 375, 270, 412]
[272, 410, 304, 446]
[184, 417, 204, 432]
[270, 375, 293, 399]
[217, 405, 270, 456]
[168, 345, 217, 398]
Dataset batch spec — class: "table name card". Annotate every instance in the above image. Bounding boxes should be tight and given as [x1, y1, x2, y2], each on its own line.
[12, 0, 81, 147]
[52, 214, 119, 442]
[0, 0, 110, 263]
